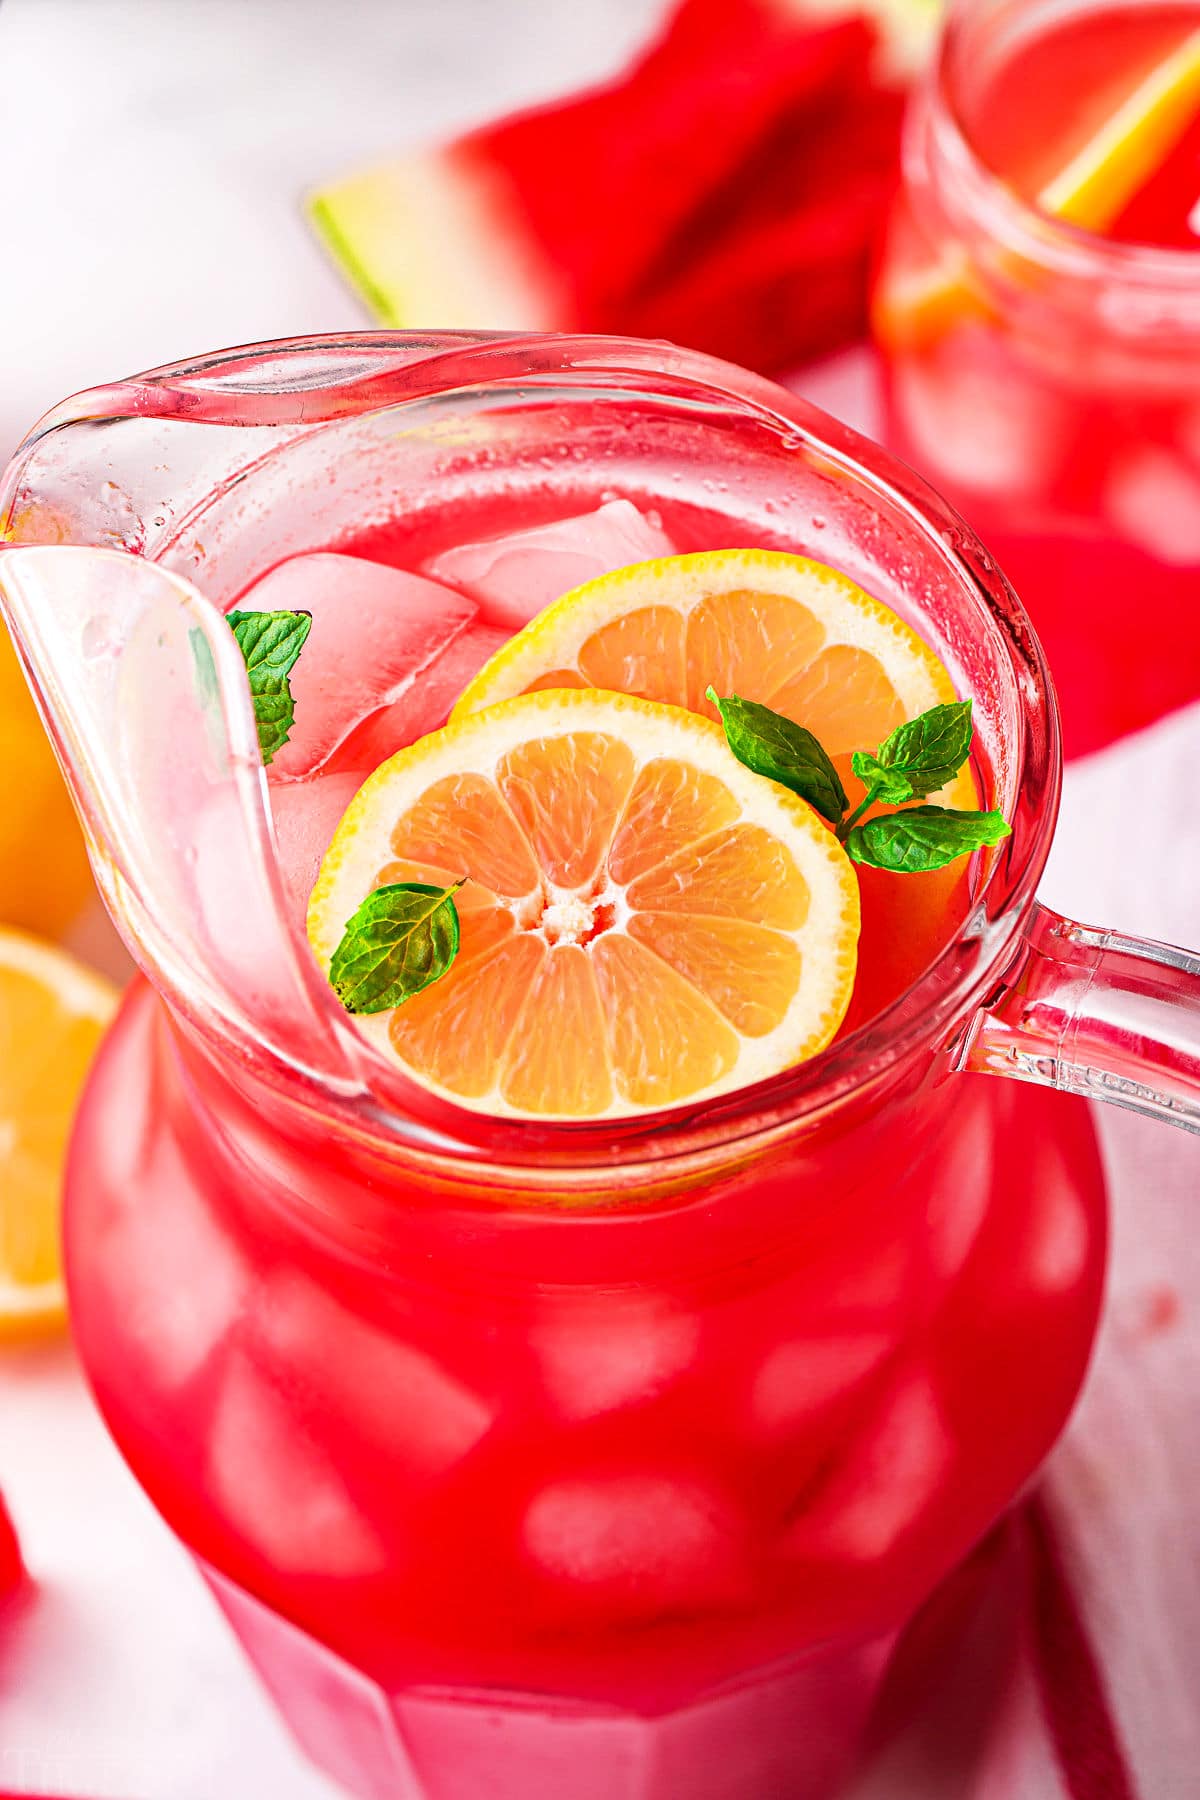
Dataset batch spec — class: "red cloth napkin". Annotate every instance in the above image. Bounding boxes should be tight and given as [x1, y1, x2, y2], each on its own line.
[309, 0, 931, 373]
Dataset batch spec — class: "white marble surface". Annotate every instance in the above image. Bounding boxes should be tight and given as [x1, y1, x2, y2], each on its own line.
[0, 0, 655, 461]
[1, 3, 1199, 1797]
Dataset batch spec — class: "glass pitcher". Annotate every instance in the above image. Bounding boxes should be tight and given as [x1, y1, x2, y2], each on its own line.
[1, 332, 1197, 1800]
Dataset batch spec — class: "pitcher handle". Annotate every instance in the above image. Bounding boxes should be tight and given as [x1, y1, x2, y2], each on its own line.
[961, 901, 1200, 1131]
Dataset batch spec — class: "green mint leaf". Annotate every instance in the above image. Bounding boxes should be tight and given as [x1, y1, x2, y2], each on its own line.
[850, 749, 914, 807]
[227, 608, 312, 684]
[329, 881, 463, 1014]
[845, 806, 1011, 873]
[708, 687, 847, 825]
[226, 608, 312, 764]
[249, 687, 300, 764]
[872, 699, 974, 799]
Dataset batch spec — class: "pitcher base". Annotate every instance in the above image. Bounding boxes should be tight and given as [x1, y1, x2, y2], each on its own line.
[203, 1562, 894, 1800]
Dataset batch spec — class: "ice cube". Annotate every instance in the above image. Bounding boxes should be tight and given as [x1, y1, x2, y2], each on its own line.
[522, 1470, 742, 1615]
[100, 1153, 247, 1391]
[923, 1102, 995, 1287]
[892, 339, 1070, 498]
[328, 621, 510, 774]
[236, 553, 476, 779]
[823, 1236, 916, 1316]
[257, 1274, 493, 1483]
[749, 1332, 893, 1439]
[425, 499, 675, 628]
[1024, 1161, 1091, 1297]
[530, 1293, 698, 1419]
[268, 770, 363, 927]
[209, 1349, 389, 1577]
[787, 1369, 954, 1563]
[1106, 446, 1200, 566]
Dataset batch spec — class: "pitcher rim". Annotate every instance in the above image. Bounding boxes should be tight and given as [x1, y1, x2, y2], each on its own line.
[0, 330, 1060, 1171]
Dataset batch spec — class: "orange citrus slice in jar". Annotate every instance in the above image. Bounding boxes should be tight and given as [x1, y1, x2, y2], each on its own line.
[0, 929, 118, 1338]
[308, 689, 860, 1119]
[453, 548, 976, 814]
[873, 24, 1200, 353]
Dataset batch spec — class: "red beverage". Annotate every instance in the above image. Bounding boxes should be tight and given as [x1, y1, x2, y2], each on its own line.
[3, 335, 1197, 1799]
[874, 0, 1200, 758]
[0, 1494, 22, 1601]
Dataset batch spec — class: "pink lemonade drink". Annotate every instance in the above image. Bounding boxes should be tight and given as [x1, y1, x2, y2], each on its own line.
[2, 336, 1199, 1800]
[873, 0, 1200, 758]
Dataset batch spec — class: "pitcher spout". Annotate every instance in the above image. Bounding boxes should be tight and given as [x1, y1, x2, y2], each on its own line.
[0, 544, 356, 1088]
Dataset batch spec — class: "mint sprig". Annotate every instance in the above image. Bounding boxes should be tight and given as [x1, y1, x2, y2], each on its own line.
[706, 688, 847, 824]
[226, 608, 312, 764]
[713, 690, 1009, 874]
[851, 700, 975, 804]
[329, 880, 465, 1014]
[845, 806, 1011, 872]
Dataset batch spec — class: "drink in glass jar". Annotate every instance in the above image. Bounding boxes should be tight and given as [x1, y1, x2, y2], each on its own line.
[874, 0, 1200, 757]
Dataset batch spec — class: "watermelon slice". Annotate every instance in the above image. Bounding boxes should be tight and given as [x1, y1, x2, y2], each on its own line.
[309, 0, 941, 372]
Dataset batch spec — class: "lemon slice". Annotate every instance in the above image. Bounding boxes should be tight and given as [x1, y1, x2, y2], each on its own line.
[453, 548, 975, 812]
[0, 929, 118, 1338]
[309, 689, 860, 1119]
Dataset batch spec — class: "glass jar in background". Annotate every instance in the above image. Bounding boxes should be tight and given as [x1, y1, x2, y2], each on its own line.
[873, 0, 1200, 758]
[4, 331, 1200, 1800]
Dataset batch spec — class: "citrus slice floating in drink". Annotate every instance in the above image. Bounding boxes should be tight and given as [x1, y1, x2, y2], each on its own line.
[453, 548, 975, 812]
[0, 929, 118, 1338]
[873, 22, 1200, 350]
[309, 688, 860, 1119]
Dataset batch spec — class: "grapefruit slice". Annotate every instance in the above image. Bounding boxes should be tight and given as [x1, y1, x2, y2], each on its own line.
[453, 548, 975, 811]
[0, 929, 118, 1338]
[308, 689, 859, 1119]
[874, 23, 1200, 351]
